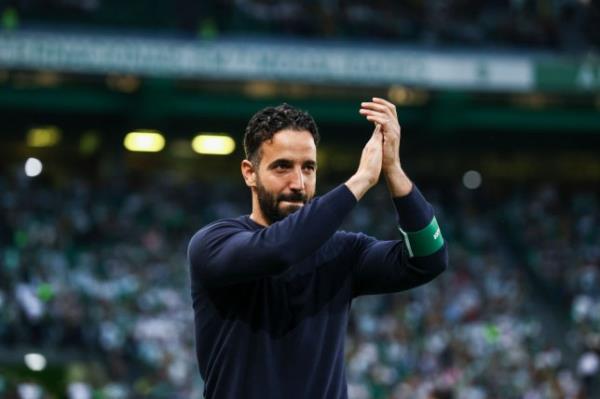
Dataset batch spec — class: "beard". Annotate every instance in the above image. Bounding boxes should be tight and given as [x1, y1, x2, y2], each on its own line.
[256, 180, 310, 224]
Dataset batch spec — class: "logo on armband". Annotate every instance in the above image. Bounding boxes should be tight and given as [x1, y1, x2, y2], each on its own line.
[399, 217, 444, 258]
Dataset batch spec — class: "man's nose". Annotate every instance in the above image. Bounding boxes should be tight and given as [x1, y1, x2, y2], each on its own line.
[289, 167, 305, 191]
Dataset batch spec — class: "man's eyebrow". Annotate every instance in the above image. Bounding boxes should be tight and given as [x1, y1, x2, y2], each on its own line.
[267, 159, 293, 168]
[303, 160, 317, 167]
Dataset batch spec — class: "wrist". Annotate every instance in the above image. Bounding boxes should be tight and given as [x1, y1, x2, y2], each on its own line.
[383, 161, 402, 174]
[345, 173, 373, 201]
[384, 165, 412, 197]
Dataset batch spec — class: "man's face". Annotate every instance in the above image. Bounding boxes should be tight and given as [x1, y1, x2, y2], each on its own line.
[253, 129, 317, 224]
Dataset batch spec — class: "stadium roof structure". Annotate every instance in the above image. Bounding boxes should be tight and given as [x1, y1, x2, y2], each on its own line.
[0, 30, 599, 137]
[1, 31, 599, 93]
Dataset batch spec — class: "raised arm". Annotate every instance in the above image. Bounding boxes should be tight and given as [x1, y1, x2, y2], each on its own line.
[351, 185, 448, 296]
[188, 184, 355, 286]
[188, 127, 384, 287]
[352, 98, 447, 296]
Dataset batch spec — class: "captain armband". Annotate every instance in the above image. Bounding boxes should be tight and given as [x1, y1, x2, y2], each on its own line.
[398, 216, 444, 258]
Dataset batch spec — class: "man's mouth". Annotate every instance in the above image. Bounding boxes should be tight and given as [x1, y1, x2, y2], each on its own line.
[278, 194, 306, 205]
[280, 200, 304, 205]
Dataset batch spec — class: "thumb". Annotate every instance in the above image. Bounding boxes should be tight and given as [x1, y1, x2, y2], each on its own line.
[372, 123, 382, 136]
[372, 124, 383, 144]
[369, 124, 382, 142]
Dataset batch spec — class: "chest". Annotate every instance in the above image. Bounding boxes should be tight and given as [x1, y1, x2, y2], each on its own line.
[206, 252, 353, 337]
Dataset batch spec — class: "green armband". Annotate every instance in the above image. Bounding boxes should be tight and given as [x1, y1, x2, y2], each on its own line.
[398, 216, 444, 258]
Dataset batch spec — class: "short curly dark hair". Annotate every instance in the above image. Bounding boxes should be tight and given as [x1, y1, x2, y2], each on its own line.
[243, 103, 320, 164]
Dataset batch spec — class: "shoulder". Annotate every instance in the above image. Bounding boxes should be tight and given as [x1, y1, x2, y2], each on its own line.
[194, 216, 250, 236]
[188, 216, 251, 252]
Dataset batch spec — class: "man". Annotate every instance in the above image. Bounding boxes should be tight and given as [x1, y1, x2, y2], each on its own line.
[188, 98, 448, 398]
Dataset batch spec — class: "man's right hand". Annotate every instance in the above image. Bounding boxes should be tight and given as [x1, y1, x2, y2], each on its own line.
[345, 124, 383, 200]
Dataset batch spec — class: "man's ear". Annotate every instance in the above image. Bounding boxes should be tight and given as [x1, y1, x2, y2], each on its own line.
[241, 159, 257, 187]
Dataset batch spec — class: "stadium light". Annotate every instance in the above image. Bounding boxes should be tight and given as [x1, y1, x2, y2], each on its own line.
[388, 86, 409, 104]
[387, 86, 429, 106]
[24, 158, 43, 177]
[106, 75, 140, 93]
[462, 170, 482, 190]
[24, 353, 46, 371]
[26, 126, 61, 147]
[17, 384, 43, 399]
[192, 134, 236, 155]
[123, 131, 165, 152]
[244, 81, 278, 98]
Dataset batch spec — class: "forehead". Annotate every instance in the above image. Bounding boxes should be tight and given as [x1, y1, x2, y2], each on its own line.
[259, 129, 317, 164]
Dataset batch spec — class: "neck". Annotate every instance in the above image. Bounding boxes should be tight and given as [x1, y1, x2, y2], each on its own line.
[250, 194, 270, 226]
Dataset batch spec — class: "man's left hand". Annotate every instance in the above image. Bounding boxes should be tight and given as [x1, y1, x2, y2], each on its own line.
[359, 97, 401, 172]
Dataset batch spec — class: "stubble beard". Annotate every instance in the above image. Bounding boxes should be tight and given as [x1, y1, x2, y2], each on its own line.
[255, 178, 310, 225]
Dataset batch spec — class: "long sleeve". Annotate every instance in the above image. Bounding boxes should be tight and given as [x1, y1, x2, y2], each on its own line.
[188, 184, 357, 287]
[351, 185, 448, 296]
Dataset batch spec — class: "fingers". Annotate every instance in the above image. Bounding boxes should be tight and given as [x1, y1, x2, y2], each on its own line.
[372, 123, 382, 136]
[372, 97, 396, 110]
[360, 97, 396, 115]
[363, 125, 382, 156]
[359, 105, 394, 121]
[367, 124, 383, 145]
[359, 98, 397, 127]
[360, 102, 389, 114]
[365, 114, 389, 126]
[359, 98, 401, 141]
[359, 98, 401, 172]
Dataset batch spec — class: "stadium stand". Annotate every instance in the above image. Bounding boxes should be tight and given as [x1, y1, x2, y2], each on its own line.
[3, 0, 599, 49]
[1, 172, 598, 398]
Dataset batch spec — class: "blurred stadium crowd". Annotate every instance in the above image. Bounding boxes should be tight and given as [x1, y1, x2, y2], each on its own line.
[1, 0, 599, 398]
[0, 172, 598, 398]
[2, 0, 599, 50]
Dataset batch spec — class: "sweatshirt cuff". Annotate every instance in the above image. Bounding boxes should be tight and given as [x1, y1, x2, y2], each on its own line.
[335, 183, 359, 209]
[392, 184, 434, 232]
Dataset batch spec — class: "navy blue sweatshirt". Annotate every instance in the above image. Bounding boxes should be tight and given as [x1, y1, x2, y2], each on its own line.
[187, 184, 448, 399]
